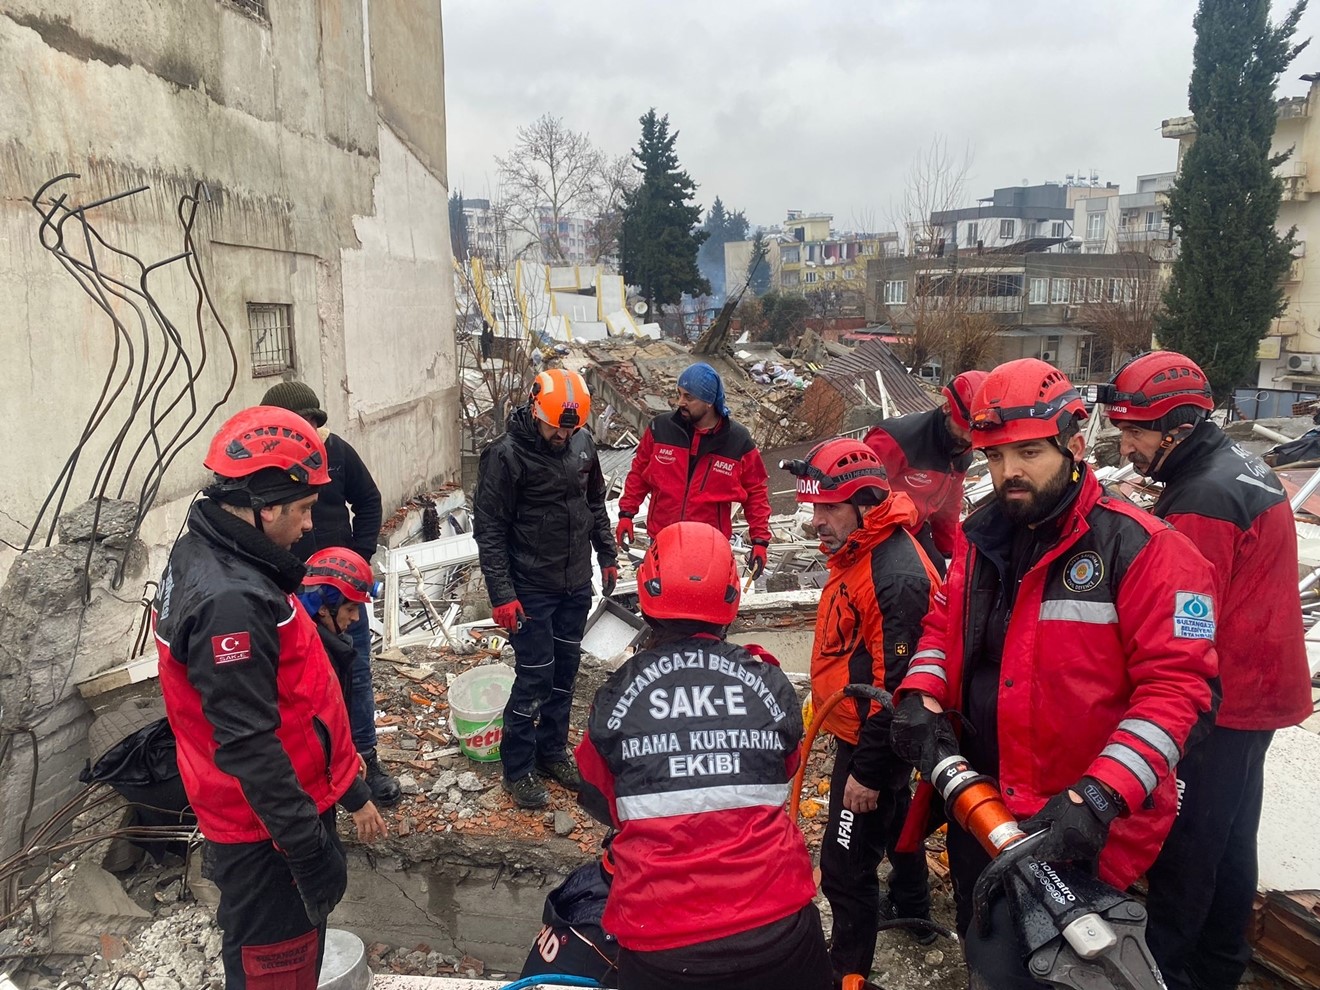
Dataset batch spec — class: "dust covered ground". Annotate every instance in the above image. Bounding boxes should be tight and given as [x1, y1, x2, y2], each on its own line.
[0, 641, 1293, 989]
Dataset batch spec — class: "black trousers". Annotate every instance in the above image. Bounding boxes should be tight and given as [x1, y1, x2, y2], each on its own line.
[209, 809, 342, 990]
[820, 741, 930, 981]
[617, 904, 830, 990]
[502, 584, 592, 780]
[945, 817, 1049, 990]
[1145, 726, 1274, 990]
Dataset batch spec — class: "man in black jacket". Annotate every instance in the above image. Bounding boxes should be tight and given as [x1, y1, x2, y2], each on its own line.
[261, 381, 398, 807]
[474, 369, 618, 809]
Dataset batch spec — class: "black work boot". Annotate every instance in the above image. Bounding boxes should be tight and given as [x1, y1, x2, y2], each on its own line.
[878, 894, 938, 946]
[536, 756, 582, 791]
[504, 772, 549, 809]
[361, 749, 402, 807]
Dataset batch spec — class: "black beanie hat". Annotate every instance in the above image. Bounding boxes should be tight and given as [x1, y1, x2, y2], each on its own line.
[261, 381, 328, 428]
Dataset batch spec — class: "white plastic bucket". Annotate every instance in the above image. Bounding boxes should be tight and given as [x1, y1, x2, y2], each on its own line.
[448, 664, 515, 762]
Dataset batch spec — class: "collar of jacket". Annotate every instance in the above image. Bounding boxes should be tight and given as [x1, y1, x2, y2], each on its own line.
[963, 461, 1096, 560]
[507, 404, 572, 457]
[826, 490, 921, 568]
[916, 406, 973, 471]
[1148, 418, 1223, 485]
[189, 499, 308, 593]
[668, 408, 727, 439]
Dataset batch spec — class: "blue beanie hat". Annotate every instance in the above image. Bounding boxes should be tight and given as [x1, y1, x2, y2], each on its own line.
[677, 363, 729, 417]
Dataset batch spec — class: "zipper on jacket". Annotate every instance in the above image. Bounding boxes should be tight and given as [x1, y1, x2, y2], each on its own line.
[312, 715, 333, 785]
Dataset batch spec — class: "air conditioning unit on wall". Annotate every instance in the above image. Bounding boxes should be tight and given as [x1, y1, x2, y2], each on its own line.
[1287, 353, 1317, 373]
[1040, 350, 1057, 363]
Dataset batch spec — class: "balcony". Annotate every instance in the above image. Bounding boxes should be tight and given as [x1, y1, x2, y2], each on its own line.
[919, 295, 1023, 314]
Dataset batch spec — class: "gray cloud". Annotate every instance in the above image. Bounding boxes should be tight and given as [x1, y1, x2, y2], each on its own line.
[444, 0, 1320, 230]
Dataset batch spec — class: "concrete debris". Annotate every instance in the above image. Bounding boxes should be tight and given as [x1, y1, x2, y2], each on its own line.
[552, 811, 576, 837]
[50, 864, 152, 957]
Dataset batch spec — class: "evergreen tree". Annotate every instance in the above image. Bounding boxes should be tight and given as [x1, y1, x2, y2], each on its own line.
[1159, 0, 1307, 399]
[448, 190, 470, 260]
[621, 109, 710, 316]
[747, 230, 772, 296]
[698, 197, 751, 299]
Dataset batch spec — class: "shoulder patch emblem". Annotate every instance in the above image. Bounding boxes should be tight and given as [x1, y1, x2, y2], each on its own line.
[1173, 592, 1215, 640]
[212, 632, 252, 665]
[895, 642, 910, 657]
[1062, 551, 1104, 594]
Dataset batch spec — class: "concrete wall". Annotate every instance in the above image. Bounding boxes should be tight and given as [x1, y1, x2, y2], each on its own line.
[0, 0, 456, 850]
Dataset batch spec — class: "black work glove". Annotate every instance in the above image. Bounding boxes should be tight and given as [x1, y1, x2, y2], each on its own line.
[889, 692, 959, 779]
[1020, 777, 1121, 870]
[286, 826, 348, 926]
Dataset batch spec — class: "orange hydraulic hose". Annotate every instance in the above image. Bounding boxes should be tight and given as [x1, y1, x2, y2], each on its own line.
[787, 687, 848, 821]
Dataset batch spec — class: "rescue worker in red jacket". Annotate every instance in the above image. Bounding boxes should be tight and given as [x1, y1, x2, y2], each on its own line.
[863, 369, 987, 576]
[787, 438, 942, 981]
[888, 360, 1218, 988]
[576, 522, 828, 990]
[616, 362, 773, 578]
[1101, 351, 1312, 990]
[154, 407, 384, 990]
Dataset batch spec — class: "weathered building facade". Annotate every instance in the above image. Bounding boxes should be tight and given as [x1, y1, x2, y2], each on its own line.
[0, 0, 458, 856]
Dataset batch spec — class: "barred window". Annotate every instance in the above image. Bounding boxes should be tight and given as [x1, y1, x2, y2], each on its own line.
[248, 303, 294, 377]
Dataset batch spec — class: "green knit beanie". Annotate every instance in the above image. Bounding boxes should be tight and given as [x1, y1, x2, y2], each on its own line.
[261, 381, 328, 428]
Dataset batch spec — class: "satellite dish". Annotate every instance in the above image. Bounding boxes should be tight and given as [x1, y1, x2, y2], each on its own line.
[633, 301, 649, 316]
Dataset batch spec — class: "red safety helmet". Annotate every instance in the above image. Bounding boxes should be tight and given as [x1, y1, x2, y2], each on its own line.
[786, 438, 889, 505]
[637, 521, 740, 626]
[303, 548, 374, 604]
[969, 359, 1087, 449]
[943, 370, 989, 432]
[1100, 351, 1214, 423]
[531, 369, 591, 430]
[204, 406, 330, 485]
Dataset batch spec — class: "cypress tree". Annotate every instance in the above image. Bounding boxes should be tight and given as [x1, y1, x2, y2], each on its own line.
[1159, 0, 1308, 399]
[620, 109, 710, 316]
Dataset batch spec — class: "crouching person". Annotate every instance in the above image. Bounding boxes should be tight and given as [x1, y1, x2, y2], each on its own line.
[575, 522, 829, 990]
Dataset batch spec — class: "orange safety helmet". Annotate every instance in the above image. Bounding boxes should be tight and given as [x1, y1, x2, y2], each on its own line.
[784, 438, 889, 506]
[303, 548, 375, 604]
[969, 359, 1087, 450]
[943, 370, 989, 432]
[1099, 351, 1214, 424]
[203, 406, 330, 506]
[530, 369, 592, 430]
[637, 521, 740, 626]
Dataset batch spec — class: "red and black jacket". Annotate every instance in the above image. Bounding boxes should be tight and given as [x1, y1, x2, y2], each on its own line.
[154, 500, 368, 854]
[864, 408, 971, 562]
[1149, 421, 1312, 731]
[619, 412, 772, 543]
[576, 637, 815, 952]
[899, 467, 1218, 889]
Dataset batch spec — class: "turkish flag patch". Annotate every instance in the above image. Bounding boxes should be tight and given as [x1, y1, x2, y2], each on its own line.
[212, 632, 252, 665]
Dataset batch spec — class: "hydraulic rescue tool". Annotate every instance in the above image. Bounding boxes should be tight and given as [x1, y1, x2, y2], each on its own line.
[791, 684, 1168, 990]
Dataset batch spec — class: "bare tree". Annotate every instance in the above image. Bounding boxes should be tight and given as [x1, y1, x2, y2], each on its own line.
[497, 114, 604, 264]
[1067, 253, 1163, 376]
[876, 138, 1015, 377]
[586, 154, 637, 265]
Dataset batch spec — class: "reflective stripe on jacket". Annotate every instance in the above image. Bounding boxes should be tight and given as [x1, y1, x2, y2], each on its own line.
[575, 637, 815, 952]
[898, 467, 1218, 889]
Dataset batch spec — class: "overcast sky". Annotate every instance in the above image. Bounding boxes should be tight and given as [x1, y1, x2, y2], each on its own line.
[443, 0, 1320, 233]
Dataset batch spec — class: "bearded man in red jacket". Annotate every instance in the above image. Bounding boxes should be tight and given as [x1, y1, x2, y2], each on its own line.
[616, 362, 773, 577]
[890, 359, 1218, 989]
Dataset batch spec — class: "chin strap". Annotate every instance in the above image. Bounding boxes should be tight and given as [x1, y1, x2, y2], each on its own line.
[1149, 423, 1197, 477]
